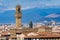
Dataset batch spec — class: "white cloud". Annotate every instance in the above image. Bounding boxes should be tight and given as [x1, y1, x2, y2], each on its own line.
[22, 6, 36, 10]
[1, 6, 35, 11]
[0, 6, 35, 13]
[0, 8, 15, 13]
[45, 13, 60, 18]
[4, 8, 15, 10]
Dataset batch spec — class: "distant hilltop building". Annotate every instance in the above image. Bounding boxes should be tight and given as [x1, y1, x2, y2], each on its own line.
[0, 4, 60, 40]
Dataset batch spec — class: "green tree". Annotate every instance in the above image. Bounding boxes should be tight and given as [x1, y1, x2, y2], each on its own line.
[29, 21, 33, 28]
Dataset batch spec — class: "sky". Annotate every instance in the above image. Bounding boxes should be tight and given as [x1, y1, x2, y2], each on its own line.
[0, 0, 60, 11]
[0, 0, 60, 24]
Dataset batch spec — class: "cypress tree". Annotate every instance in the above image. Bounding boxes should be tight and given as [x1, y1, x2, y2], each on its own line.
[29, 21, 33, 28]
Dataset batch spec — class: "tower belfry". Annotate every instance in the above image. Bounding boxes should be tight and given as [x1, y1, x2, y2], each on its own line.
[15, 5, 22, 28]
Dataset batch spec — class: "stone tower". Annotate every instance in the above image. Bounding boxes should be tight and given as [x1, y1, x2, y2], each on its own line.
[15, 5, 22, 28]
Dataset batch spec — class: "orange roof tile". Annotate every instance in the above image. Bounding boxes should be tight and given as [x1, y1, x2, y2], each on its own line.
[2, 31, 10, 35]
[24, 32, 60, 38]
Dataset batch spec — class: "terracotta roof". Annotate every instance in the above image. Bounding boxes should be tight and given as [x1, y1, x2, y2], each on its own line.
[2, 31, 10, 36]
[24, 32, 60, 38]
[10, 36, 17, 39]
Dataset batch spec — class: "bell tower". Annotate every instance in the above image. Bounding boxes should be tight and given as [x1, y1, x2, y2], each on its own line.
[15, 5, 22, 28]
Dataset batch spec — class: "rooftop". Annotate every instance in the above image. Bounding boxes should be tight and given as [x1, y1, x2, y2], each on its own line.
[24, 32, 60, 38]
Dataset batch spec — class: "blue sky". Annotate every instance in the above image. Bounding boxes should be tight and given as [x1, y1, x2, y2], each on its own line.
[0, 0, 60, 11]
[0, 0, 60, 23]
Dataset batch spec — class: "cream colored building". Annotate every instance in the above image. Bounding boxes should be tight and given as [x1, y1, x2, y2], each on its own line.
[38, 27, 45, 32]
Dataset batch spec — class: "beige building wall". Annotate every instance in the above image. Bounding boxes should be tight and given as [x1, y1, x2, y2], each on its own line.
[38, 28, 45, 32]
[16, 18, 22, 28]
